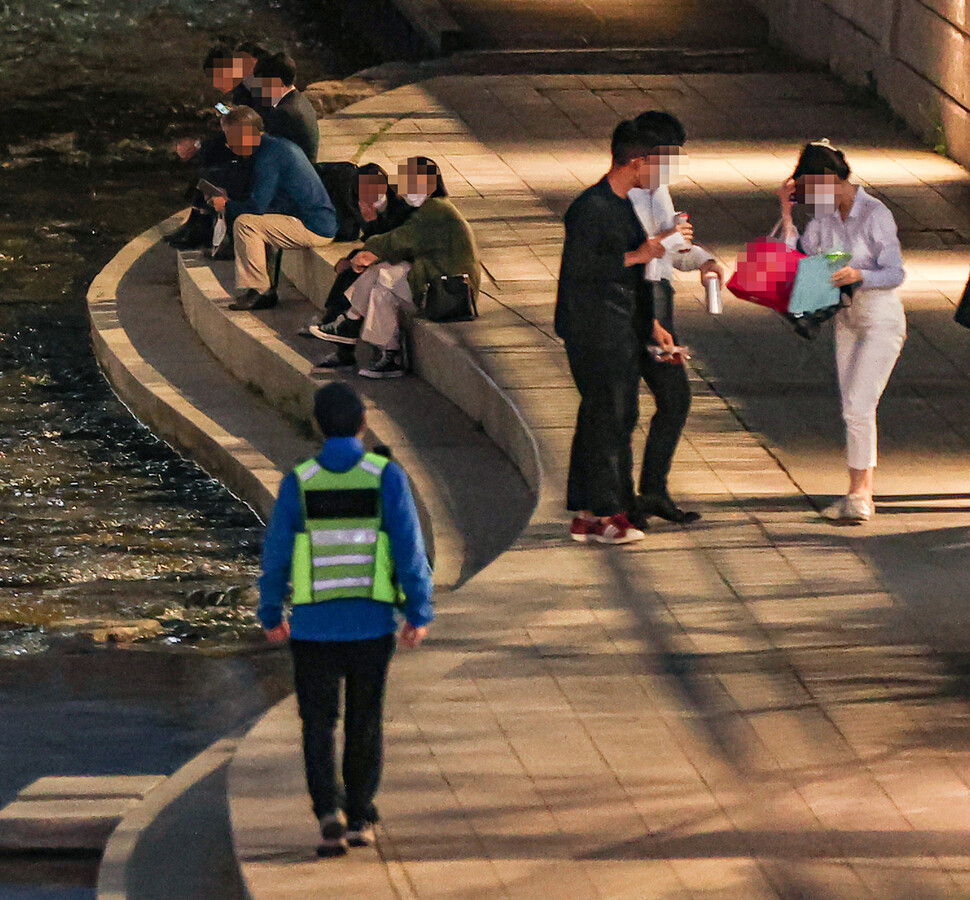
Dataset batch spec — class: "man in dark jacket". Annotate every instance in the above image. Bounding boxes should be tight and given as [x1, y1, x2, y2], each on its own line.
[254, 52, 319, 163]
[166, 42, 268, 249]
[209, 107, 337, 310]
[555, 118, 680, 545]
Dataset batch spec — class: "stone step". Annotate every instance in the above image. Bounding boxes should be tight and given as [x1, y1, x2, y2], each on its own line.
[0, 776, 163, 852]
[175, 248, 537, 586]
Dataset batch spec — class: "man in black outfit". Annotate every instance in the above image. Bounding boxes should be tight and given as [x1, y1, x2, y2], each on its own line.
[556, 119, 687, 545]
[253, 52, 319, 163]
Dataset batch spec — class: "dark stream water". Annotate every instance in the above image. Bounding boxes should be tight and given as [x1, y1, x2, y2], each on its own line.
[0, 0, 375, 894]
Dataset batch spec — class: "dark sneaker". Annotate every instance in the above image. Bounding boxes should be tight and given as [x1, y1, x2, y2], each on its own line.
[637, 493, 701, 525]
[359, 350, 404, 379]
[228, 288, 278, 311]
[317, 812, 348, 858]
[308, 314, 362, 345]
[311, 348, 356, 373]
[345, 820, 376, 848]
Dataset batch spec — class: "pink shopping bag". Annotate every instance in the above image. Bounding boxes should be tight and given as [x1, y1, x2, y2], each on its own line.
[726, 237, 805, 314]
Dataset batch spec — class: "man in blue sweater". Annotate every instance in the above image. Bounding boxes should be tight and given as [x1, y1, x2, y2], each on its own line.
[258, 382, 434, 857]
[210, 106, 337, 311]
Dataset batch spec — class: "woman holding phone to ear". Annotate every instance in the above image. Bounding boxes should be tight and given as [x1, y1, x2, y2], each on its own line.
[778, 139, 906, 524]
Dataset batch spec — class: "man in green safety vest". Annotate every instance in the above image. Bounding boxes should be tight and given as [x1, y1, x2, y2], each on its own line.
[258, 382, 434, 857]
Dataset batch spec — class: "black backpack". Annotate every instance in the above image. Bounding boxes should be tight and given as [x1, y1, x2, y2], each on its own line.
[313, 162, 362, 242]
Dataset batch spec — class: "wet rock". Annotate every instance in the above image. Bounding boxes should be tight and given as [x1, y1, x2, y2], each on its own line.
[54, 617, 163, 643]
[7, 133, 77, 156]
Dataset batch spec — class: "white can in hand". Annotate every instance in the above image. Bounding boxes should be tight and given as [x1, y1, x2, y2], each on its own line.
[703, 272, 722, 315]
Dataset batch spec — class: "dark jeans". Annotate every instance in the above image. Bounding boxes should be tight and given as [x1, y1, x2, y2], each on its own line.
[636, 279, 691, 497]
[291, 634, 396, 823]
[565, 338, 640, 517]
[638, 349, 691, 496]
[322, 264, 360, 323]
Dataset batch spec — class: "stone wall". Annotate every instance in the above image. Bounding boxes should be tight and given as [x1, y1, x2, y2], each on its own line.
[749, 0, 970, 169]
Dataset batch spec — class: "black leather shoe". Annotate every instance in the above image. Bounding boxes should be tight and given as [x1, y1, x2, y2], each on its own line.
[228, 288, 278, 311]
[638, 493, 701, 525]
[164, 211, 213, 249]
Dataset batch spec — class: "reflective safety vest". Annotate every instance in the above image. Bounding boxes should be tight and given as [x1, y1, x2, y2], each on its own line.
[290, 453, 403, 606]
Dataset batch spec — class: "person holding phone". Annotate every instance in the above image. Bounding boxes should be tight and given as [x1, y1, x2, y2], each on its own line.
[778, 139, 906, 523]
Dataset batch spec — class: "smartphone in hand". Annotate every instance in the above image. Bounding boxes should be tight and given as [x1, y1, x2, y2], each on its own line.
[197, 178, 229, 200]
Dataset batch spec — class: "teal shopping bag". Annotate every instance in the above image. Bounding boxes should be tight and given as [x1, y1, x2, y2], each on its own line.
[788, 254, 842, 316]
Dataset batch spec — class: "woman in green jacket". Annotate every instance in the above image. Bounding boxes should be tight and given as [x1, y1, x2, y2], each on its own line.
[314, 156, 481, 379]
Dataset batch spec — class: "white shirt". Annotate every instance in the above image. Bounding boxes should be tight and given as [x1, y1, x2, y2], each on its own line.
[628, 185, 714, 282]
[783, 186, 905, 291]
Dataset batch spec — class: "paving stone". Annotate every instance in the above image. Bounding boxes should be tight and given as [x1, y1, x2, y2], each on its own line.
[232, 67, 970, 900]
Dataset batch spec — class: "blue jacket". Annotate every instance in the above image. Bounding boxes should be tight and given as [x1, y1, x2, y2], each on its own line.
[226, 135, 337, 238]
[257, 437, 434, 641]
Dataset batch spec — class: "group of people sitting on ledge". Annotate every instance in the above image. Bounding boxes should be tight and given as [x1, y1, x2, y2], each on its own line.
[164, 41, 481, 380]
[166, 42, 319, 254]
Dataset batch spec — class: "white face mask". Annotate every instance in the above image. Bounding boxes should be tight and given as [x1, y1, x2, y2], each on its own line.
[373, 194, 388, 212]
[807, 187, 838, 214]
[403, 192, 429, 208]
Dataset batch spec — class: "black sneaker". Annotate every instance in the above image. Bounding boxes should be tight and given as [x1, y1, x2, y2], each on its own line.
[345, 820, 376, 847]
[312, 347, 356, 372]
[228, 288, 278, 311]
[359, 349, 404, 379]
[308, 314, 362, 345]
[316, 812, 348, 858]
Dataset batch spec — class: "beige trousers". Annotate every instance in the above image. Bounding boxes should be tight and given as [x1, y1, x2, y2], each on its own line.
[346, 261, 413, 350]
[234, 214, 333, 293]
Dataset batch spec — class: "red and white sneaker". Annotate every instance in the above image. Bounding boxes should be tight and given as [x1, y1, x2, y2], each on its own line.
[570, 514, 645, 545]
[592, 513, 646, 545]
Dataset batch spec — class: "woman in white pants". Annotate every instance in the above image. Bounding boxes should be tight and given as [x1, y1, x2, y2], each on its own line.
[779, 140, 906, 523]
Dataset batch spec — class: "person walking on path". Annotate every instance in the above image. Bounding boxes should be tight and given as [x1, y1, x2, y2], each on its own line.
[209, 107, 337, 311]
[257, 382, 434, 856]
[556, 118, 689, 545]
[778, 139, 906, 523]
[628, 111, 725, 526]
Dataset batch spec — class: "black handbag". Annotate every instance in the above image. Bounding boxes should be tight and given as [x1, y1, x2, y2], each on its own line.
[421, 275, 478, 323]
[955, 271, 970, 329]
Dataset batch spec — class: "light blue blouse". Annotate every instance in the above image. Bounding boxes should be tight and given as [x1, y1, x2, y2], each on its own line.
[785, 186, 906, 291]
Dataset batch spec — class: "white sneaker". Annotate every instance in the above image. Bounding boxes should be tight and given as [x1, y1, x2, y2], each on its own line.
[821, 493, 873, 524]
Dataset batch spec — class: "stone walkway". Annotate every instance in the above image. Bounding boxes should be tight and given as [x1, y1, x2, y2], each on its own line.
[232, 71, 970, 899]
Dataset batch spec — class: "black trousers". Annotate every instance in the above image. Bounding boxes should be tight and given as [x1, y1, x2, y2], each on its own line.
[565, 338, 640, 517]
[322, 264, 360, 322]
[638, 349, 691, 496]
[290, 634, 396, 823]
[637, 280, 691, 496]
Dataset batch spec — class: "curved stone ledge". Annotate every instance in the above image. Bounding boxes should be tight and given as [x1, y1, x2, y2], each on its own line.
[86, 213, 282, 518]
